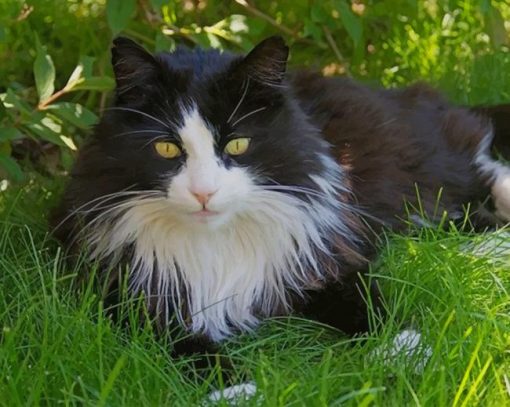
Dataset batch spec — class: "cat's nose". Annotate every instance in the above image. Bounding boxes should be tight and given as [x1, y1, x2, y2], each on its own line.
[190, 189, 217, 206]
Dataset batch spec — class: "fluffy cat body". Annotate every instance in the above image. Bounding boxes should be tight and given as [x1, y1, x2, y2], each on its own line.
[52, 37, 510, 348]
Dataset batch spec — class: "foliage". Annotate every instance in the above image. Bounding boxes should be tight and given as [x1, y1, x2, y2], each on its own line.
[0, 0, 509, 179]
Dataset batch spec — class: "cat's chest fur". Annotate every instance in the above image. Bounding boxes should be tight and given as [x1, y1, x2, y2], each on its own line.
[85, 173, 349, 341]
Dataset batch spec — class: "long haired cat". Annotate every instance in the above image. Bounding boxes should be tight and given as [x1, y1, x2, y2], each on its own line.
[52, 36, 510, 354]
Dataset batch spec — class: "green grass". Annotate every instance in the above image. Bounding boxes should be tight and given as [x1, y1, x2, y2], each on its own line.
[0, 178, 509, 406]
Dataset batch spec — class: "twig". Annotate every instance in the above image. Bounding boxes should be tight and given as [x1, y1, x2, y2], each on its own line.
[234, 0, 318, 46]
[234, 0, 295, 36]
[37, 88, 69, 110]
[322, 26, 351, 76]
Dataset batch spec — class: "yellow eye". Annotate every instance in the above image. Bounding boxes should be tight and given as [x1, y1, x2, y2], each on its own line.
[224, 138, 250, 156]
[154, 142, 181, 159]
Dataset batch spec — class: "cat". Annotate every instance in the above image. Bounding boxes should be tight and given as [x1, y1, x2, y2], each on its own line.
[51, 36, 510, 362]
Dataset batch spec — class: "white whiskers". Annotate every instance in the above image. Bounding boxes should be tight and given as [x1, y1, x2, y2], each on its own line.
[227, 79, 250, 124]
[231, 106, 267, 127]
[103, 107, 173, 129]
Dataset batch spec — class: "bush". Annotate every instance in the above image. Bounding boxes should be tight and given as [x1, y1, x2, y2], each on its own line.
[1, 0, 509, 180]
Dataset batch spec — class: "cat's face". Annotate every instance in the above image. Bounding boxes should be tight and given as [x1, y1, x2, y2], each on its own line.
[86, 37, 332, 229]
[64, 37, 351, 339]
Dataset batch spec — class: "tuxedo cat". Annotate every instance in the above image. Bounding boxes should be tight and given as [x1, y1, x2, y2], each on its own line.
[51, 36, 510, 354]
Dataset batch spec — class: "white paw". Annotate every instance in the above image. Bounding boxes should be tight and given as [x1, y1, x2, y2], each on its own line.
[370, 329, 432, 374]
[491, 167, 510, 221]
[463, 231, 510, 261]
[207, 382, 257, 404]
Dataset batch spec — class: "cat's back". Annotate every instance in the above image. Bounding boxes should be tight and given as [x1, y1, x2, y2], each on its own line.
[290, 71, 491, 231]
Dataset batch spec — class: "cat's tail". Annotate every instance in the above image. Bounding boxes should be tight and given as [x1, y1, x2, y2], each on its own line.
[472, 103, 510, 157]
[469, 103, 510, 225]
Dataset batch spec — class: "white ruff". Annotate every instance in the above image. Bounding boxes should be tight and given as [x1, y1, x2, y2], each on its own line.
[83, 105, 353, 341]
[86, 186, 349, 342]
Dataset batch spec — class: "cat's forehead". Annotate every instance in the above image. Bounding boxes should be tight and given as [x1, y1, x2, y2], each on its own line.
[177, 106, 216, 157]
[158, 47, 237, 80]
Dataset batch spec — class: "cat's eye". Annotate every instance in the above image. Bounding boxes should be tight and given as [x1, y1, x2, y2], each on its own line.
[224, 138, 250, 156]
[154, 141, 182, 159]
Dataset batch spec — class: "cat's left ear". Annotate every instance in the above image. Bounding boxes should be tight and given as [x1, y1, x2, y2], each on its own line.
[111, 37, 161, 103]
[234, 36, 289, 85]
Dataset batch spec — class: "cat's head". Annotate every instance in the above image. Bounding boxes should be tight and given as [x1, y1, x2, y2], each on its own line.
[82, 36, 336, 229]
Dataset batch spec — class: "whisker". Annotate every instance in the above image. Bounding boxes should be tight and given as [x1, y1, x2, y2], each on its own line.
[52, 189, 163, 235]
[111, 130, 170, 139]
[142, 135, 169, 149]
[231, 106, 267, 127]
[157, 103, 180, 129]
[103, 107, 172, 129]
[75, 191, 163, 217]
[227, 79, 250, 124]
[51, 187, 145, 233]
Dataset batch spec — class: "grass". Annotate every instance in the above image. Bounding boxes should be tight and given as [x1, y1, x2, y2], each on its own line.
[0, 177, 510, 406]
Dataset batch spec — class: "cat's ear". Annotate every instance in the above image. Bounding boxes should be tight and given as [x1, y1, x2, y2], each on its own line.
[235, 36, 289, 85]
[111, 37, 161, 102]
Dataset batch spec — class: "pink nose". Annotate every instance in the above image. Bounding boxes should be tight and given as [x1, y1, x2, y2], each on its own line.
[190, 190, 216, 206]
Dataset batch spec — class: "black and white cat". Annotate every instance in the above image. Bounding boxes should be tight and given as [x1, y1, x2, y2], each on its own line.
[52, 36, 510, 358]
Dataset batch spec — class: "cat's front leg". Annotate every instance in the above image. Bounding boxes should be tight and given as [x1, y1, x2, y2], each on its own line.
[299, 274, 384, 336]
[300, 275, 432, 373]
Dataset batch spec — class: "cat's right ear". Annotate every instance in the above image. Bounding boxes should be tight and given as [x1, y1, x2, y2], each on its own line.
[111, 37, 160, 102]
[234, 36, 289, 86]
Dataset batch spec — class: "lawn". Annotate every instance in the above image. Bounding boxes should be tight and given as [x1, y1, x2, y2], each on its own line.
[1, 1, 510, 406]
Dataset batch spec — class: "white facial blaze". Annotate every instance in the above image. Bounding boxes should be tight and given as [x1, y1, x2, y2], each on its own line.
[174, 107, 219, 198]
[85, 104, 354, 341]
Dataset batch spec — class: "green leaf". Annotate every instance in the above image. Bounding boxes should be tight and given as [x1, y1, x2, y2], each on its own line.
[4, 89, 32, 116]
[310, 4, 330, 23]
[65, 57, 99, 90]
[26, 123, 66, 147]
[335, 0, 363, 48]
[65, 64, 84, 90]
[0, 127, 23, 142]
[303, 20, 323, 42]
[485, 5, 508, 48]
[79, 55, 96, 78]
[155, 32, 176, 53]
[61, 149, 75, 171]
[46, 102, 98, 129]
[33, 35, 56, 103]
[106, 0, 136, 35]
[0, 153, 24, 181]
[71, 77, 115, 92]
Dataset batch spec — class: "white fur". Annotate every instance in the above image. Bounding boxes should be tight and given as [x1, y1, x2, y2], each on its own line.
[85, 105, 352, 341]
[207, 382, 257, 404]
[370, 329, 432, 374]
[475, 132, 510, 222]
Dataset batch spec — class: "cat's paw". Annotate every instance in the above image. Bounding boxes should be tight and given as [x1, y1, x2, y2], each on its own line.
[370, 329, 432, 374]
[207, 382, 258, 405]
[491, 166, 510, 222]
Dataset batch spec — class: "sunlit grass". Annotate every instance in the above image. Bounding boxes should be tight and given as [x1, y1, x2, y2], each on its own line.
[0, 175, 509, 405]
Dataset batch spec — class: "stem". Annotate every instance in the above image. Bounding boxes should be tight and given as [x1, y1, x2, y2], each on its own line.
[234, 0, 318, 46]
[322, 26, 351, 76]
[37, 87, 69, 110]
[234, 0, 295, 36]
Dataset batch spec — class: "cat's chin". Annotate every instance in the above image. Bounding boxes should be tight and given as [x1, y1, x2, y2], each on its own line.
[185, 209, 231, 228]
